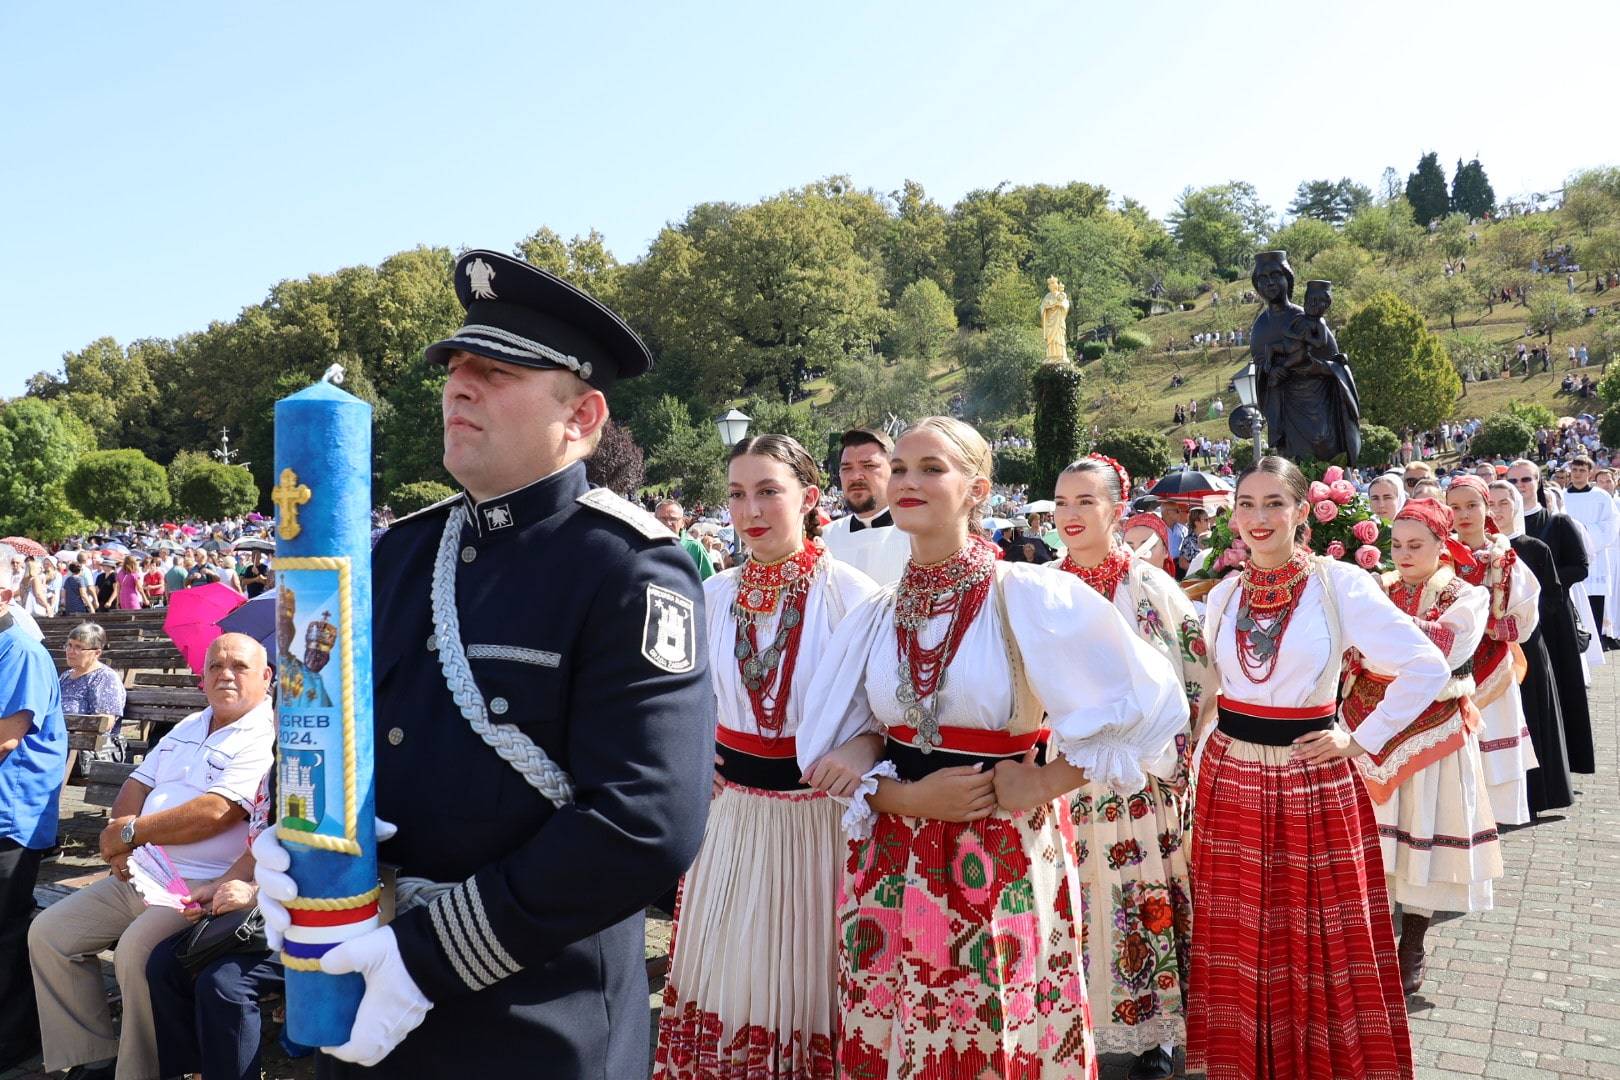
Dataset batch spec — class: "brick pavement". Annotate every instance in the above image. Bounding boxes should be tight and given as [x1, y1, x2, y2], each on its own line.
[8, 664, 1615, 1079]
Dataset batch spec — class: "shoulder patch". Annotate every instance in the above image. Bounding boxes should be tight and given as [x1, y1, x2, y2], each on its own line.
[576, 487, 676, 541]
[386, 492, 462, 529]
[641, 584, 697, 673]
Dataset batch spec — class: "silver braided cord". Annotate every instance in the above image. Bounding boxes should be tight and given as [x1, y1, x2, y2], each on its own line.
[431, 504, 576, 807]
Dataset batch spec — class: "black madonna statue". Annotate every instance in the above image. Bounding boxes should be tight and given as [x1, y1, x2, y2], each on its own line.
[1249, 250, 1362, 465]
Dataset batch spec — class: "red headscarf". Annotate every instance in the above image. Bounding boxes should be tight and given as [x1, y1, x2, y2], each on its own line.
[1395, 498, 1477, 568]
[1123, 511, 1177, 577]
[1446, 475, 1497, 535]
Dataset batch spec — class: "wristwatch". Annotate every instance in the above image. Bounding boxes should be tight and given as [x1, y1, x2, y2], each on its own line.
[120, 819, 137, 848]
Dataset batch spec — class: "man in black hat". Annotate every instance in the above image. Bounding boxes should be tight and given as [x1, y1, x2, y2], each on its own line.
[255, 250, 714, 1077]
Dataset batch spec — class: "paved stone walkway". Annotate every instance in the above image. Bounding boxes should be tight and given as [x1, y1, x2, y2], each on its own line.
[9, 664, 1615, 1079]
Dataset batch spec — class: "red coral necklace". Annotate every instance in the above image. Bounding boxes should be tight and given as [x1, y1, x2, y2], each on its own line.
[1234, 551, 1312, 683]
[894, 539, 996, 752]
[733, 545, 821, 737]
[1061, 548, 1132, 600]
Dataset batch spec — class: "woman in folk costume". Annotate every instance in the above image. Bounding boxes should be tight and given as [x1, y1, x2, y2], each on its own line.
[795, 417, 1187, 1080]
[1446, 476, 1541, 826]
[1187, 457, 1449, 1080]
[1340, 498, 1502, 995]
[1052, 456, 1215, 1080]
[1486, 480, 1576, 816]
[1122, 510, 1178, 579]
[653, 435, 879, 1080]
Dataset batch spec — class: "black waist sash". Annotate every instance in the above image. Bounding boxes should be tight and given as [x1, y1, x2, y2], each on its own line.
[1215, 701, 1335, 747]
[885, 736, 1048, 782]
[714, 740, 807, 791]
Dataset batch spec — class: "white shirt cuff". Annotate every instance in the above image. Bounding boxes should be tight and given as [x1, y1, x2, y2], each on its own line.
[842, 760, 899, 841]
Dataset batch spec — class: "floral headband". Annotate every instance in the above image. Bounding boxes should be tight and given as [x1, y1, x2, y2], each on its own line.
[1087, 453, 1132, 498]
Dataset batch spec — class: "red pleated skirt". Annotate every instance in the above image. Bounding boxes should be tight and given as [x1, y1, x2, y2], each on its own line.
[1187, 731, 1414, 1080]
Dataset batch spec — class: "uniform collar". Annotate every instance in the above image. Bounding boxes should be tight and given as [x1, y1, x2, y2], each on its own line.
[462, 461, 589, 538]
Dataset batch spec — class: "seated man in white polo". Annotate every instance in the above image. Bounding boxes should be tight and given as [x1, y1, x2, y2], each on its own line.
[29, 633, 274, 1080]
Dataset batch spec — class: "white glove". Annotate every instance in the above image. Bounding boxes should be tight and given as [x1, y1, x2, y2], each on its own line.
[252, 819, 398, 950]
[319, 925, 433, 1065]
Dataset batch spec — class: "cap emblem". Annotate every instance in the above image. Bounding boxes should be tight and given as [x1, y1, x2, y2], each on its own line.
[466, 257, 498, 300]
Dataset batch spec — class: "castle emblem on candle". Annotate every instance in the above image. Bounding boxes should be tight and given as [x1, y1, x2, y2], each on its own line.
[273, 468, 312, 540]
[280, 749, 327, 833]
[483, 504, 513, 530]
[640, 584, 695, 674]
[466, 257, 498, 300]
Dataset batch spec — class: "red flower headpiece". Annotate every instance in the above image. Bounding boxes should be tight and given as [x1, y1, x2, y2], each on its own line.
[1396, 498, 1477, 568]
[1087, 453, 1132, 498]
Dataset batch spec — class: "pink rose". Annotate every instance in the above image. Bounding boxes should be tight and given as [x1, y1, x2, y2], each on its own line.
[1327, 540, 1346, 558]
[1230, 539, 1249, 556]
[1312, 499, 1339, 523]
[1352, 519, 1379, 544]
[1329, 480, 1357, 505]
[1308, 481, 1332, 504]
[1355, 544, 1381, 569]
[1322, 465, 1345, 484]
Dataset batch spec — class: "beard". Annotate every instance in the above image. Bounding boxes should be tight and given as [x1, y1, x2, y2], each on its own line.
[845, 488, 879, 516]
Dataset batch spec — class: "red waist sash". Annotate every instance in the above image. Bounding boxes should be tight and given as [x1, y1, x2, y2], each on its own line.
[715, 725, 797, 759]
[887, 724, 1045, 756]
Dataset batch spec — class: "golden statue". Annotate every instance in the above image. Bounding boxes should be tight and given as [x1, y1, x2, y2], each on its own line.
[1040, 276, 1070, 362]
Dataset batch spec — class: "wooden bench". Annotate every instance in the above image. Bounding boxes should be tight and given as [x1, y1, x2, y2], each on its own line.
[84, 760, 139, 808]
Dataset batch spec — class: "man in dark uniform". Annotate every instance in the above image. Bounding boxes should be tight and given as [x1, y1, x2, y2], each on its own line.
[256, 250, 714, 1077]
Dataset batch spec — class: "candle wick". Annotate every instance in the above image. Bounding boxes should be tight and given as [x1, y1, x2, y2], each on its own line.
[322, 363, 346, 386]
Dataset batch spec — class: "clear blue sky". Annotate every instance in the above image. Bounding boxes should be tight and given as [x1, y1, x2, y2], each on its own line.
[2, 0, 1613, 396]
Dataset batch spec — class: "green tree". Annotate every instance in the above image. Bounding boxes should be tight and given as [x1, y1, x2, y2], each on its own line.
[1449, 158, 1495, 220]
[1445, 331, 1499, 387]
[963, 327, 1044, 420]
[1286, 178, 1372, 226]
[388, 480, 456, 514]
[1601, 409, 1620, 450]
[0, 398, 94, 540]
[380, 358, 453, 495]
[65, 450, 170, 524]
[642, 395, 727, 505]
[1503, 401, 1557, 431]
[882, 180, 952, 298]
[1268, 217, 1340, 265]
[823, 353, 943, 432]
[1470, 414, 1535, 460]
[584, 421, 646, 496]
[176, 461, 259, 520]
[1032, 210, 1141, 340]
[1343, 200, 1425, 260]
[1358, 423, 1401, 469]
[1525, 287, 1586, 343]
[1090, 429, 1172, 489]
[888, 279, 957, 361]
[1337, 291, 1461, 433]
[947, 185, 1030, 326]
[1405, 152, 1450, 226]
[978, 266, 1038, 331]
[1434, 213, 1472, 259]
[1422, 275, 1474, 330]
[1169, 181, 1270, 277]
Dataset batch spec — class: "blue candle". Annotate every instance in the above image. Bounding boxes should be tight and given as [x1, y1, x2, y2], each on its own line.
[272, 378, 377, 1048]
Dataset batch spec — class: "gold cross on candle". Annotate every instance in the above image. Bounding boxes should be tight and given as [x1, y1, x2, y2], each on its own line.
[273, 468, 312, 540]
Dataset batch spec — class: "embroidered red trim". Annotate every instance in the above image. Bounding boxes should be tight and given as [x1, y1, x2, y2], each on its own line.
[1060, 548, 1132, 600]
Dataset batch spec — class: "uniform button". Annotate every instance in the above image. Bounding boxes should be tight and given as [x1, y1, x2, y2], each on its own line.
[387, 727, 404, 746]
[426, 634, 438, 651]
[461, 546, 477, 563]
[489, 696, 509, 716]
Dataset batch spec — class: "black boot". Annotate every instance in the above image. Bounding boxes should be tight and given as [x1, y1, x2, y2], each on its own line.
[1398, 912, 1429, 995]
[1128, 1046, 1175, 1080]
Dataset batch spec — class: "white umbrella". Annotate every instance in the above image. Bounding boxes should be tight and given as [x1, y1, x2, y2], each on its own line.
[981, 517, 1015, 531]
[1024, 499, 1056, 513]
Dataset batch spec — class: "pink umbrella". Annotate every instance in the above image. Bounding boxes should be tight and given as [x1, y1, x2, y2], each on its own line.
[0, 537, 48, 557]
[180, 525, 200, 536]
[163, 583, 247, 673]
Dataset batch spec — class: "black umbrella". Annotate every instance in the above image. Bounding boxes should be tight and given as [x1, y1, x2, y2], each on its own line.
[235, 538, 275, 554]
[1149, 469, 1232, 499]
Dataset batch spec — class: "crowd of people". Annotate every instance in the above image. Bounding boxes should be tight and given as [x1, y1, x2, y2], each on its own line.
[1, 246, 1613, 1080]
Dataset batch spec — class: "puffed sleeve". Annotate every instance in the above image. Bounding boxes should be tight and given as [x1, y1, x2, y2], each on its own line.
[794, 590, 890, 773]
[1327, 561, 1449, 756]
[1413, 580, 1487, 668]
[1001, 563, 1186, 794]
[1497, 557, 1541, 641]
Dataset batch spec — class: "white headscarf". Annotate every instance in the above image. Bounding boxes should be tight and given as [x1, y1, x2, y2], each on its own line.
[1487, 480, 1526, 539]
[1369, 472, 1407, 521]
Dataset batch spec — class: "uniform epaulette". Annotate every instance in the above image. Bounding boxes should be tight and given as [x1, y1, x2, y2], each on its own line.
[576, 487, 676, 542]
[386, 492, 463, 529]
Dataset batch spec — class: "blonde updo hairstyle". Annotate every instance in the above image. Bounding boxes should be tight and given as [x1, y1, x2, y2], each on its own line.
[900, 416, 994, 535]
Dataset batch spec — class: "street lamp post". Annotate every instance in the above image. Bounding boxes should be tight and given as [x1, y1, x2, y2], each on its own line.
[714, 408, 752, 449]
[1228, 362, 1265, 467]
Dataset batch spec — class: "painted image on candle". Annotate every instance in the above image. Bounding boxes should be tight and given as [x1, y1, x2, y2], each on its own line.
[275, 568, 350, 842]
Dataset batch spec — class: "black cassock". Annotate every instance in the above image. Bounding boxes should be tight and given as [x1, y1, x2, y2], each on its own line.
[319, 462, 714, 1079]
[1507, 534, 1575, 814]
[1522, 507, 1596, 775]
